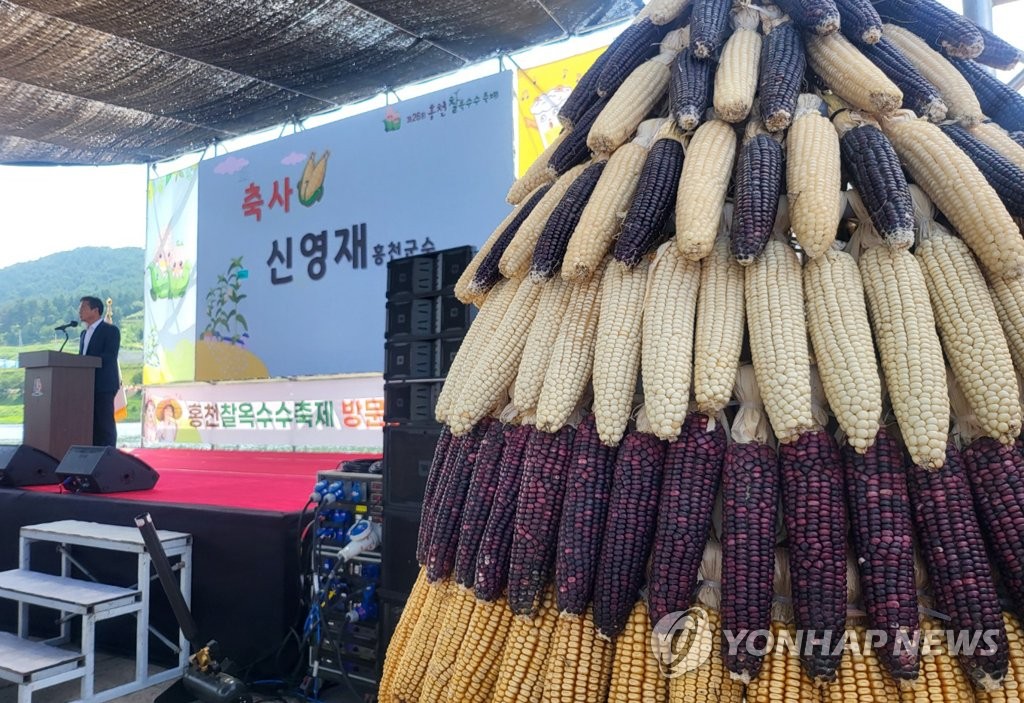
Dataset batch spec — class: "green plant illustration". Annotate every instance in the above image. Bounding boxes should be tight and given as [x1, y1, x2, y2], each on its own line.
[201, 257, 250, 346]
[144, 326, 161, 367]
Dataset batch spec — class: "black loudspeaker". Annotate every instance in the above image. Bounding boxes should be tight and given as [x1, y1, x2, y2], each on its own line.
[56, 446, 160, 493]
[0, 445, 60, 487]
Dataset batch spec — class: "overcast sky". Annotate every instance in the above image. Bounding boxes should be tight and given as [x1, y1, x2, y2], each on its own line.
[0, 0, 1020, 270]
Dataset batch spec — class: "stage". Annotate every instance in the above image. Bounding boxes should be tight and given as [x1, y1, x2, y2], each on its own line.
[0, 447, 379, 673]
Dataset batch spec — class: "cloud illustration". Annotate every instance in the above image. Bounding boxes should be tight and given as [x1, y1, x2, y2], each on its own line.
[281, 151, 306, 166]
[214, 156, 249, 175]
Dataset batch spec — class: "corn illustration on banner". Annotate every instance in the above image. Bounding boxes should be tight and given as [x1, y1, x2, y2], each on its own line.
[516, 47, 605, 177]
[195, 72, 515, 380]
[143, 164, 199, 386]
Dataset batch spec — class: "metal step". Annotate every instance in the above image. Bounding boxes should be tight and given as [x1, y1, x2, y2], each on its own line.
[0, 570, 140, 615]
[21, 519, 191, 553]
[0, 631, 84, 684]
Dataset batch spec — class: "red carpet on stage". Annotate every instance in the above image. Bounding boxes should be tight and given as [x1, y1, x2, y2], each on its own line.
[25, 448, 381, 512]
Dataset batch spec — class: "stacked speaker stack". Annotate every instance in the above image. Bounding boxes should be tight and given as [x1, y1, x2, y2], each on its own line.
[379, 246, 474, 658]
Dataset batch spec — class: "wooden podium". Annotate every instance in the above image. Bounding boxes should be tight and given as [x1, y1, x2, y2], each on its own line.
[19, 351, 101, 460]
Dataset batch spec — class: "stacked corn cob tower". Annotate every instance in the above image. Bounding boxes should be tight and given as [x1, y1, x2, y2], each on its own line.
[380, 0, 1024, 699]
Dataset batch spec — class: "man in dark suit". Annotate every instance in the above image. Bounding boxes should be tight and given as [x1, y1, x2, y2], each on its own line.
[78, 296, 121, 447]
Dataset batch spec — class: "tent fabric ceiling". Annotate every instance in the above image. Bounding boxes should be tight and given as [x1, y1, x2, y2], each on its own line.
[0, 0, 641, 166]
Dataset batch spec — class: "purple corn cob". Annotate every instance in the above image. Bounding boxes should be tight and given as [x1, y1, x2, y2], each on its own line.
[558, 48, 612, 131]
[648, 413, 727, 627]
[555, 413, 618, 615]
[473, 424, 533, 601]
[453, 421, 509, 588]
[507, 425, 576, 616]
[470, 184, 552, 294]
[964, 436, 1024, 618]
[778, 428, 847, 685]
[950, 58, 1024, 133]
[720, 440, 779, 683]
[690, 0, 733, 59]
[530, 160, 606, 279]
[593, 428, 666, 638]
[907, 439, 1009, 689]
[548, 95, 609, 177]
[416, 427, 457, 565]
[595, 17, 667, 97]
[612, 135, 685, 268]
[425, 417, 494, 582]
[841, 427, 920, 685]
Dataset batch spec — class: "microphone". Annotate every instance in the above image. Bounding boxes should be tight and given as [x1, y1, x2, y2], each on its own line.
[54, 320, 79, 331]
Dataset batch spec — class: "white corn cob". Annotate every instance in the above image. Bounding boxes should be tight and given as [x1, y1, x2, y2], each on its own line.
[448, 279, 544, 435]
[675, 118, 738, 261]
[593, 258, 648, 445]
[536, 260, 607, 432]
[745, 237, 815, 444]
[513, 276, 575, 414]
[694, 206, 746, 416]
[882, 110, 1024, 280]
[562, 121, 659, 283]
[788, 94, 842, 258]
[642, 240, 702, 440]
[807, 31, 903, 114]
[713, 6, 763, 124]
[804, 245, 883, 452]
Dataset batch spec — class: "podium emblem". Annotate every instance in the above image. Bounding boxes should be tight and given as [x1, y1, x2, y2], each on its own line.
[31, 378, 43, 397]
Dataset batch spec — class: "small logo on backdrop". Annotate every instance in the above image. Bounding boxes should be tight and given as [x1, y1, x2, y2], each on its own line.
[652, 607, 713, 678]
[383, 106, 402, 133]
[31, 378, 43, 397]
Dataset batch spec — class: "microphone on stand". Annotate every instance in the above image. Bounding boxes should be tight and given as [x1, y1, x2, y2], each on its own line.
[56, 320, 79, 353]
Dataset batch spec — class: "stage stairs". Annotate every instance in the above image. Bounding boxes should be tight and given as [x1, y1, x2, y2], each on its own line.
[0, 520, 192, 703]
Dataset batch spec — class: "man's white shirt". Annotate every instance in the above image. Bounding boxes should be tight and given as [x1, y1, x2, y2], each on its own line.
[82, 319, 101, 354]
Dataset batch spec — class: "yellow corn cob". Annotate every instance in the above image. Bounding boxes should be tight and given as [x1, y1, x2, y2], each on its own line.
[827, 624, 902, 703]
[446, 595, 516, 703]
[420, 585, 478, 703]
[391, 579, 455, 702]
[507, 132, 565, 205]
[788, 94, 842, 258]
[882, 24, 984, 127]
[563, 122, 657, 283]
[589, 30, 685, 154]
[675, 118, 738, 261]
[859, 245, 949, 469]
[608, 600, 669, 703]
[541, 610, 614, 703]
[899, 617, 975, 703]
[647, 0, 692, 24]
[642, 240, 702, 440]
[975, 613, 1024, 703]
[513, 276, 575, 414]
[501, 163, 590, 279]
[1006, 614, 1024, 698]
[747, 622, 817, 703]
[536, 260, 606, 432]
[378, 569, 430, 703]
[669, 609, 745, 702]
[448, 279, 543, 435]
[916, 219, 1021, 444]
[990, 275, 1024, 377]
[745, 237, 815, 444]
[436, 278, 521, 423]
[694, 213, 745, 416]
[882, 111, 1024, 281]
[713, 6, 763, 123]
[492, 588, 560, 703]
[594, 258, 648, 445]
[807, 32, 903, 114]
[970, 121, 1024, 171]
[804, 246, 882, 452]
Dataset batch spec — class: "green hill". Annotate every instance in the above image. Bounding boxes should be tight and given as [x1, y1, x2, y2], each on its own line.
[0, 247, 145, 347]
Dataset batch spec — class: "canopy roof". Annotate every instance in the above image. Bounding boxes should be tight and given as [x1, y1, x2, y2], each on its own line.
[0, 0, 639, 166]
